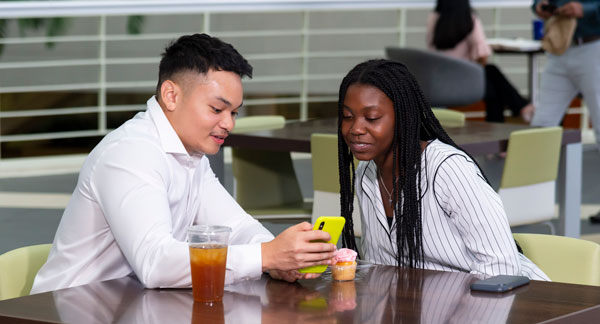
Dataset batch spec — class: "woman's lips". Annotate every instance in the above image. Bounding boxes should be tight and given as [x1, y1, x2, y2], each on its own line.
[348, 142, 371, 153]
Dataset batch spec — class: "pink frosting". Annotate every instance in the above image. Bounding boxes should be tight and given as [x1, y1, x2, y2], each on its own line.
[334, 248, 357, 263]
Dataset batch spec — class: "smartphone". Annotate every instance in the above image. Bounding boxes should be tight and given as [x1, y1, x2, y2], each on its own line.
[470, 275, 530, 293]
[299, 216, 346, 274]
[541, 3, 557, 12]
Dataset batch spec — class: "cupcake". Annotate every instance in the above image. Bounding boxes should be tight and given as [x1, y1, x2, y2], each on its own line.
[331, 248, 358, 281]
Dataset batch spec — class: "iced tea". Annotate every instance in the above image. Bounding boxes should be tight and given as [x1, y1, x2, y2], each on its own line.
[189, 243, 228, 303]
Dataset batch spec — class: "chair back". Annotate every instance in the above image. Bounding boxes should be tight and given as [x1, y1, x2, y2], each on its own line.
[0, 244, 52, 300]
[431, 108, 466, 127]
[385, 47, 484, 107]
[513, 233, 600, 286]
[232, 116, 309, 218]
[310, 133, 362, 237]
[499, 127, 562, 227]
[232, 115, 285, 134]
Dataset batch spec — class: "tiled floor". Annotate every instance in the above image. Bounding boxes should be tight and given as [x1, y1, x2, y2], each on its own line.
[1, 146, 600, 254]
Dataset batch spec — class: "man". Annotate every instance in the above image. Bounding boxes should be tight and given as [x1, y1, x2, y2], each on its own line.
[31, 34, 335, 294]
[532, 0, 600, 222]
[532, 0, 600, 147]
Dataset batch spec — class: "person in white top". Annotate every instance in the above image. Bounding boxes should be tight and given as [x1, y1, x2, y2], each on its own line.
[31, 34, 336, 294]
[335, 59, 549, 280]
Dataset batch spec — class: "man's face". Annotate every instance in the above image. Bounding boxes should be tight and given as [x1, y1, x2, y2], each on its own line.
[163, 69, 243, 155]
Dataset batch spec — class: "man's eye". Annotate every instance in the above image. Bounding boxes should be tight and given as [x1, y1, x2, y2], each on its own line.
[211, 106, 222, 113]
[232, 111, 239, 118]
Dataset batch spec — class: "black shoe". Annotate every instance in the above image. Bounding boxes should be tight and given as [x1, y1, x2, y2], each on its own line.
[589, 211, 600, 224]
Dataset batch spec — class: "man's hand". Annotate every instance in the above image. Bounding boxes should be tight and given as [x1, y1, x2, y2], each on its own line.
[557, 2, 584, 18]
[268, 269, 322, 282]
[535, 1, 555, 19]
[261, 222, 336, 272]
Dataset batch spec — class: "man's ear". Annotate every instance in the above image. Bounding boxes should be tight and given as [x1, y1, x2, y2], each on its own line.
[160, 80, 180, 112]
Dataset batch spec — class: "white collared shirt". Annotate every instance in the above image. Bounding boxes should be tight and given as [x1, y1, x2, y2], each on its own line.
[356, 139, 549, 280]
[31, 97, 274, 294]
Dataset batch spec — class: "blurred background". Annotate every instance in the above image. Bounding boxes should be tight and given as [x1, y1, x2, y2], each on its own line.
[1, 0, 598, 254]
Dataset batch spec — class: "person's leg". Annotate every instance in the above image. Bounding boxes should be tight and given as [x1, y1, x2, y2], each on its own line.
[570, 41, 600, 151]
[531, 54, 578, 127]
[484, 64, 529, 117]
[483, 67, 505, 122]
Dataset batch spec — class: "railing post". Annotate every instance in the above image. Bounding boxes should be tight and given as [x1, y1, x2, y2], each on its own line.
[300, 10, 310, 121]
[98, 15, 107, 134]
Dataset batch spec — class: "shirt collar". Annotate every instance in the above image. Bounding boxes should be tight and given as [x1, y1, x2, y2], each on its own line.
[147, 96, 204, 164]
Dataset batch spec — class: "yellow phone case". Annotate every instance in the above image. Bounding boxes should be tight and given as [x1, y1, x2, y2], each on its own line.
[299, 216, 346, 273]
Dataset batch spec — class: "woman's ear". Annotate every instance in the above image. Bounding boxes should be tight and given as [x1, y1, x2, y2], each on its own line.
[160, 80, 179, 112]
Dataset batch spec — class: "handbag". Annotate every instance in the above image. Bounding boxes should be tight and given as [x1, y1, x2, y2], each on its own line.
[542, 16, 577, 55]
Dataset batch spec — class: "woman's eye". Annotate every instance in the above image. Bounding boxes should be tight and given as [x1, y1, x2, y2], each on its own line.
[343, 114, 352, 119]
[366, 116, 381, 121]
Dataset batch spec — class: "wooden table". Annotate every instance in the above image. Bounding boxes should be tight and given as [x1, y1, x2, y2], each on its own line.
[1, 265, 599, 323]
[223, 118, 582, 238]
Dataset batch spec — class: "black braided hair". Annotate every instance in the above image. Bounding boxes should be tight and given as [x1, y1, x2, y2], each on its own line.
[337, 59, 489, 268]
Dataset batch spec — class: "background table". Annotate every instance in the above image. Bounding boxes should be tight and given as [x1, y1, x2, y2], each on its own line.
[1, 265, 599, 323]
[488, 38, 544, 105]
[223, 118, 582, 237]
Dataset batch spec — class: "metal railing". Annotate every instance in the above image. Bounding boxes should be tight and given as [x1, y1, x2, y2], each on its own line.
[0, 0, 535, 159]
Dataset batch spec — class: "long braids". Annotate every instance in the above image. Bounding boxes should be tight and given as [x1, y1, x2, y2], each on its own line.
[338, 59, 488, 268]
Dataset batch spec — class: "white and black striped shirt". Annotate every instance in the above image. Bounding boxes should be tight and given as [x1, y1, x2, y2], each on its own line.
[356, 139, 549, 280]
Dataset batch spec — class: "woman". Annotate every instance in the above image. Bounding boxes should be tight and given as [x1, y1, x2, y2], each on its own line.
[426, 0, 535, 123]
[337, 59, 548, 280]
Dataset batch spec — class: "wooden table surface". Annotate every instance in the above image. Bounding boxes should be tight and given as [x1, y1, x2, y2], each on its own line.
[1, 264, 599, 324]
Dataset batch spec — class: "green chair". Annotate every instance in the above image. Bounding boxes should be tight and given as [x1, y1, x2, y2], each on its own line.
[0, 244, 52, 300]
[310, 133, 361, 237]
[513, 233, 600, 286]
[498, 127, 562, 233]
[231, 116, 311, 220]
[431, 108, 466, 127]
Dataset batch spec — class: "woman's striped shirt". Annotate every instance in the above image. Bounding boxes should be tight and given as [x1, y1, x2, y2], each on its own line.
[356, 139, 549, 280]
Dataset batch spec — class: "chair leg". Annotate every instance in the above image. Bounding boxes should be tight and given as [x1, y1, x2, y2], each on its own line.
[543, 221, 556, 235]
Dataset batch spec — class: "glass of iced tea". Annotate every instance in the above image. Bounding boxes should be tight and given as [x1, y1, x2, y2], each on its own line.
[188, 225, 231, 303]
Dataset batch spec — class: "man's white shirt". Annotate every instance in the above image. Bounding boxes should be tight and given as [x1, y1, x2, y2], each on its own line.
[31, 96, 274, 294]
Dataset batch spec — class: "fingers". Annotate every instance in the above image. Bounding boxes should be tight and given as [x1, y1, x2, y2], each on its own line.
[302, 273, 322, 280]
[268, 269, 298, 283]
[302, 242, 336, 254]
[294, 221, 313, 231]
[557, 2, 583, 18]
[304, 229, 332, 242]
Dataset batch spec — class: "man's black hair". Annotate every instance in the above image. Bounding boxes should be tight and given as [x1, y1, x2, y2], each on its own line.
[156, 33, 253, 97]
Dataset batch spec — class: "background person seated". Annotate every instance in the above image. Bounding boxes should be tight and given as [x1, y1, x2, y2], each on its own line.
[427, 0, 535, 123]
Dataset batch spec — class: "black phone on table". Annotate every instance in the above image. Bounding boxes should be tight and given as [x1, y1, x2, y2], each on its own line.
[470, 275, 530, 293]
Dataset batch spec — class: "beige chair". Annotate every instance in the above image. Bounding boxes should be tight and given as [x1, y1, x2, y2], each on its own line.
[431, 108, 466, 127]
[0, 244, 52, 300]
[499, 127, 562, 233]
[514, 233, 600, 286]
[310, 133, 361, 237]
[231, 116, 311, 220]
